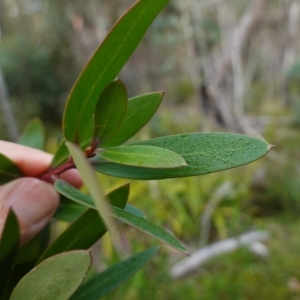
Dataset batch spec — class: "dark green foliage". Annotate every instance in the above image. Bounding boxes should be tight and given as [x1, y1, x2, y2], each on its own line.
[63, 0, 169, 144]
[0, 1, 272, 299]
[93, 80, 128, 144]
[0, 154, 23, 184]
[102, 92, 164, 147]
[70, 246, 159, 300]
[0, 209, 20, 298]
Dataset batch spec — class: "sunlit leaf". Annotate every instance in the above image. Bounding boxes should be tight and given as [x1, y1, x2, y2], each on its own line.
[94, 80, 127, 144]
[10, 251, 91, 300]
[96, 145, 187, 168]
[0, 153, 23, 184]
[70, 246, 159, 300]
[93, 133, 272, 179]
[63, 0, 169, 145]
[18, 118, 45, 150]
[102, 92, 164, 147]
[0, 209, 19, 298]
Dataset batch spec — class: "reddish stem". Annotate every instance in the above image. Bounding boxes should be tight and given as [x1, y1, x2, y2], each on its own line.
[40, 139, 100, 183]
[39, 158, 76, 183]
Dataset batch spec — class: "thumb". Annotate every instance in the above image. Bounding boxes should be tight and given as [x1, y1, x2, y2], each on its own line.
[0, 178, 59, 246]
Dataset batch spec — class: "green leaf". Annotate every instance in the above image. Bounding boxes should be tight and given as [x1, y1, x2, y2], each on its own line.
[93, 133, 272, 179]
[70, 246, 159, 300]
[102, 92, 164, 147]
[10, 251, 91, 300]
[15, 226, 50, 265]
[66, 142, 115, 241]
[54, 183, 130, 222]
[106, 183, 130, 208]
[38, 184, 129, 263]
[51, 140, 69, 168]
[96, 145, 187, 169]
[112, 206, 187, 254]
[55, 181, 186, 254]
[18, 118, 45, 150]
[0, 209, 20, 298]
[53, 197, 87, 222]
[55, 179, 98, 209]
[94, 80, 127, 144]
[8, 226, 51, 296]
[0, 153, 23, 184]
[37, 209, 106, 264]
[124, 203, 147, 219]
[63, 0, 169, 145]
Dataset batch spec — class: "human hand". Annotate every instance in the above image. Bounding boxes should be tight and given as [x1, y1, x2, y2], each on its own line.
[0, 141, 82, 246]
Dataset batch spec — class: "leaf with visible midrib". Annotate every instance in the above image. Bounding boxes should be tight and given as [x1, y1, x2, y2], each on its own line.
[93, 80, 127, 144]
[102, 92, 164, 147]
[10, 251, 91, 300]
[70, 246, 159, 300]
[38, 183, 130, 263]
[54, 180, 186, 254]
[92, 133, 272, 180]
[96, 145, 187, 169]
[63, 0, 169, 145]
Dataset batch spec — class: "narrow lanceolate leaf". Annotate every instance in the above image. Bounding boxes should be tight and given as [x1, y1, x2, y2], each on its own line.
[39, 183, 129, 263]
[112, 206, 187, 254]
[95, 145, 187, 169]
[55, 181, 186, 254]
[63, 0, 169, 144]
[55, 180, 145, 219]
[54, 182, 130, 222]
[93, 80, 127, 144]
[18, 118, 45, 150]
[0, 209, 19, 298]
[65, 142, 116, 244]
[10, 251, 91, 300]
[70, 246, 159, 300]
[0, 153, 23, 184]
[102, 92, 164, 147]
[93, 133, 273, 180]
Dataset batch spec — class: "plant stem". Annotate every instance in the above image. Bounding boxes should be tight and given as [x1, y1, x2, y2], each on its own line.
[39, 158, 76, 183]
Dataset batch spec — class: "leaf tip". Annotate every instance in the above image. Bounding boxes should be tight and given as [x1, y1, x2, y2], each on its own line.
[268, 144, 275, 151]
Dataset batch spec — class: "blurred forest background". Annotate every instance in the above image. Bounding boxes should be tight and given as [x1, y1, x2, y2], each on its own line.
[1, 0, 300, 299]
